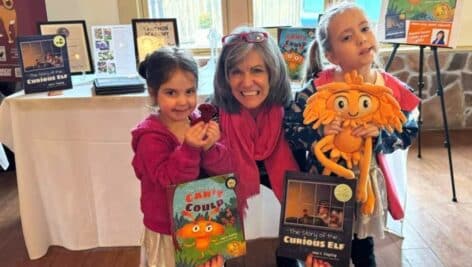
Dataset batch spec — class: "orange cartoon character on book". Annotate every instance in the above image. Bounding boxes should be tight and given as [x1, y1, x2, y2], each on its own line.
[170, 174, 246, 266]
[303, 71, 406, 215]
[176, 209, 225, 258]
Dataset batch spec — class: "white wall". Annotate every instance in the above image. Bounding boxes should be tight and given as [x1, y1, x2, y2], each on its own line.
[45, 0, 120, 27]
[456, 0, 472, 47]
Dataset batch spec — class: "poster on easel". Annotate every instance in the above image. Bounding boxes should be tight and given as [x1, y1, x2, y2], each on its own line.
[378, 0, 463, 48]
[91, 24, 137, 76]
[0, 0, 47, 81]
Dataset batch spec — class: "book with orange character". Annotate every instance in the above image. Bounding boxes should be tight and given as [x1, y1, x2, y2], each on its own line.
[168, 173, 245, 267]
[278, 27, 315, 81]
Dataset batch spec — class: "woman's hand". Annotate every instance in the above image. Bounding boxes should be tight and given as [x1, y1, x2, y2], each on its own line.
[351, 123, 379, 138]
[305, 254, 332, 267]
[196, 255, 224, 267]
[202, 121, 221, 151]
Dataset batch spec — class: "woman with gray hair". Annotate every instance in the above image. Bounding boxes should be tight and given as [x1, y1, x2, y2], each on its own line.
[212, 26, 300, 266]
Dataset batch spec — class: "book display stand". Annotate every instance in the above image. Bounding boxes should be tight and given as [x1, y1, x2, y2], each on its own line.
[385, 44, 457, 202]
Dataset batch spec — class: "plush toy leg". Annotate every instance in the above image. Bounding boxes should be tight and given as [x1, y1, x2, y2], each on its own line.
[315, 136, 355, 179]
[361, 177, 375, 215]
[357, 137, 372, 203]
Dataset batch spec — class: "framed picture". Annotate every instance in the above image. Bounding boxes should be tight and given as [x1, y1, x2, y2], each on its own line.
[131, 18, 179, 64]
[263, 26, 290, 42]
[91, 24, 136, 76]
[38, 20, 94, 74]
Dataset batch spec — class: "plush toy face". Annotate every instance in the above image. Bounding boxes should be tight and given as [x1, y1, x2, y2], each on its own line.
[327, 90, 380, 120]
[304, 71, 406, 133]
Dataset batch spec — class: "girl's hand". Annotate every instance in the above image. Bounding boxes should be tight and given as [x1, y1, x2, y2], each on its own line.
[195, 255, 224, 267]
[305, 254, 332, 267]
[324, 118, 342, 136]
[184, 121, 208, 148]
[351, 123, 379, 137]
[202, 121, 221, 151]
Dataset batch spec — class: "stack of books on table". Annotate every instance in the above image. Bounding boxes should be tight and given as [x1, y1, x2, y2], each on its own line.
[93, 76, 145, 95]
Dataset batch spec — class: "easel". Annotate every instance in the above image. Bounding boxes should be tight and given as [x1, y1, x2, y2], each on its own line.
[385, 43, 457, 202]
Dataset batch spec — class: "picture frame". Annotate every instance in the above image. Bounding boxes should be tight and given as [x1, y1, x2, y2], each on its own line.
[131, 18, 179, 65]
[38, 20, 94, 75]
[263, 26, 290, 42]
[91, 24, 137, 76]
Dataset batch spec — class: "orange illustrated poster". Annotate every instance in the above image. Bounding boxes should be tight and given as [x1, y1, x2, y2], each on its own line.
[378, 0, 463, 48]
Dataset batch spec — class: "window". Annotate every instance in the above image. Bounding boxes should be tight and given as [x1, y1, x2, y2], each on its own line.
[146, 0, 223, 50]
[144, 0, 382, 52]
[252, 0, 381, 29]
[253, 0, 324, 28]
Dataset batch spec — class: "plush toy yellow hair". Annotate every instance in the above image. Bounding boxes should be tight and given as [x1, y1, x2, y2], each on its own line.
[303, 71, 407, 215]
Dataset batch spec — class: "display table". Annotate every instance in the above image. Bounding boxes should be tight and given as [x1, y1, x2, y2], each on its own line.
[0, 81, 150, 259]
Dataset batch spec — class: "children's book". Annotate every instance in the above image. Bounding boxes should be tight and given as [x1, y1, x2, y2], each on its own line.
[278, 27, 316, 81]
[17, 34, 72, 94]
[168, 173, 246, 267]
[278, 171, 357, 267]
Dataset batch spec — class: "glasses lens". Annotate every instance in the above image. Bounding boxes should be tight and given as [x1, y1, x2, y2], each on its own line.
[222, 34, 239, 44]
[247, 32, 266, 42]
[222, 32, 267, 45]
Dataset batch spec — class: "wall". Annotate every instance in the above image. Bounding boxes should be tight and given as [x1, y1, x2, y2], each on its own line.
[45, 0, 120, 41]
[380, 49, 472, 130]
[456, 0, 472, 48]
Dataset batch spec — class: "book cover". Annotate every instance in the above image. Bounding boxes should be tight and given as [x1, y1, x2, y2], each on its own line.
[278, 27, 315, 81]
[17, 34, 72, 94]
[168, 173, 246, 267]
[278, 171, 357, 267]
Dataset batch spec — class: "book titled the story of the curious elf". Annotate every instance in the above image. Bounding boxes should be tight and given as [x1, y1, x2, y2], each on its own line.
[278, 171, 357, 266]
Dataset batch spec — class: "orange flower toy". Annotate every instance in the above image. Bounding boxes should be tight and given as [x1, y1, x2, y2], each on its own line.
[303, 71, 406, 215]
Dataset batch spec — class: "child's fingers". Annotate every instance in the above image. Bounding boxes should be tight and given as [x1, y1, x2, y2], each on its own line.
[352, 124, 379, 137]
[305, 253, 314, 266]
[324, 124, 342, 135]
[189, 122, 208, 138]
[212, 255, 224, 267]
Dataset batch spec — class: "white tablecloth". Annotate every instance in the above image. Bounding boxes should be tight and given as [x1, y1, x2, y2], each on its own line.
[0, 81, 151, 259]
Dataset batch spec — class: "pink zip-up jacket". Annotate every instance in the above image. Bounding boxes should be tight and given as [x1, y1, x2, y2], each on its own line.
[131, 114, 233, 234]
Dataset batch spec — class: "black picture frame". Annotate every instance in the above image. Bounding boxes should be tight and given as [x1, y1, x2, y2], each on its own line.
[131, 18, 179, 65]
[38, 20, 94, 75]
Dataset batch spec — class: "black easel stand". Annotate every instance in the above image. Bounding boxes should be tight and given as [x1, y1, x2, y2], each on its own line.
[385, 44, 457, 202]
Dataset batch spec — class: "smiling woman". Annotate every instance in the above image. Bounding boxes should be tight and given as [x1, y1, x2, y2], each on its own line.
[212, 26, 300, 267]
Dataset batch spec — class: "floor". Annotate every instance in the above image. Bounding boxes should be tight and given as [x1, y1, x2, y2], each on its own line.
[0, 130, 471, 267]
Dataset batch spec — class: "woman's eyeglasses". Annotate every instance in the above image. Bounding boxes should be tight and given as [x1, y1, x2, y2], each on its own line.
[221, 32, 268, 45]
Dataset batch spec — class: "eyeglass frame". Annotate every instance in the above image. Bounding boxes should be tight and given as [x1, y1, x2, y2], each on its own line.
[221, 31, 269, 45]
